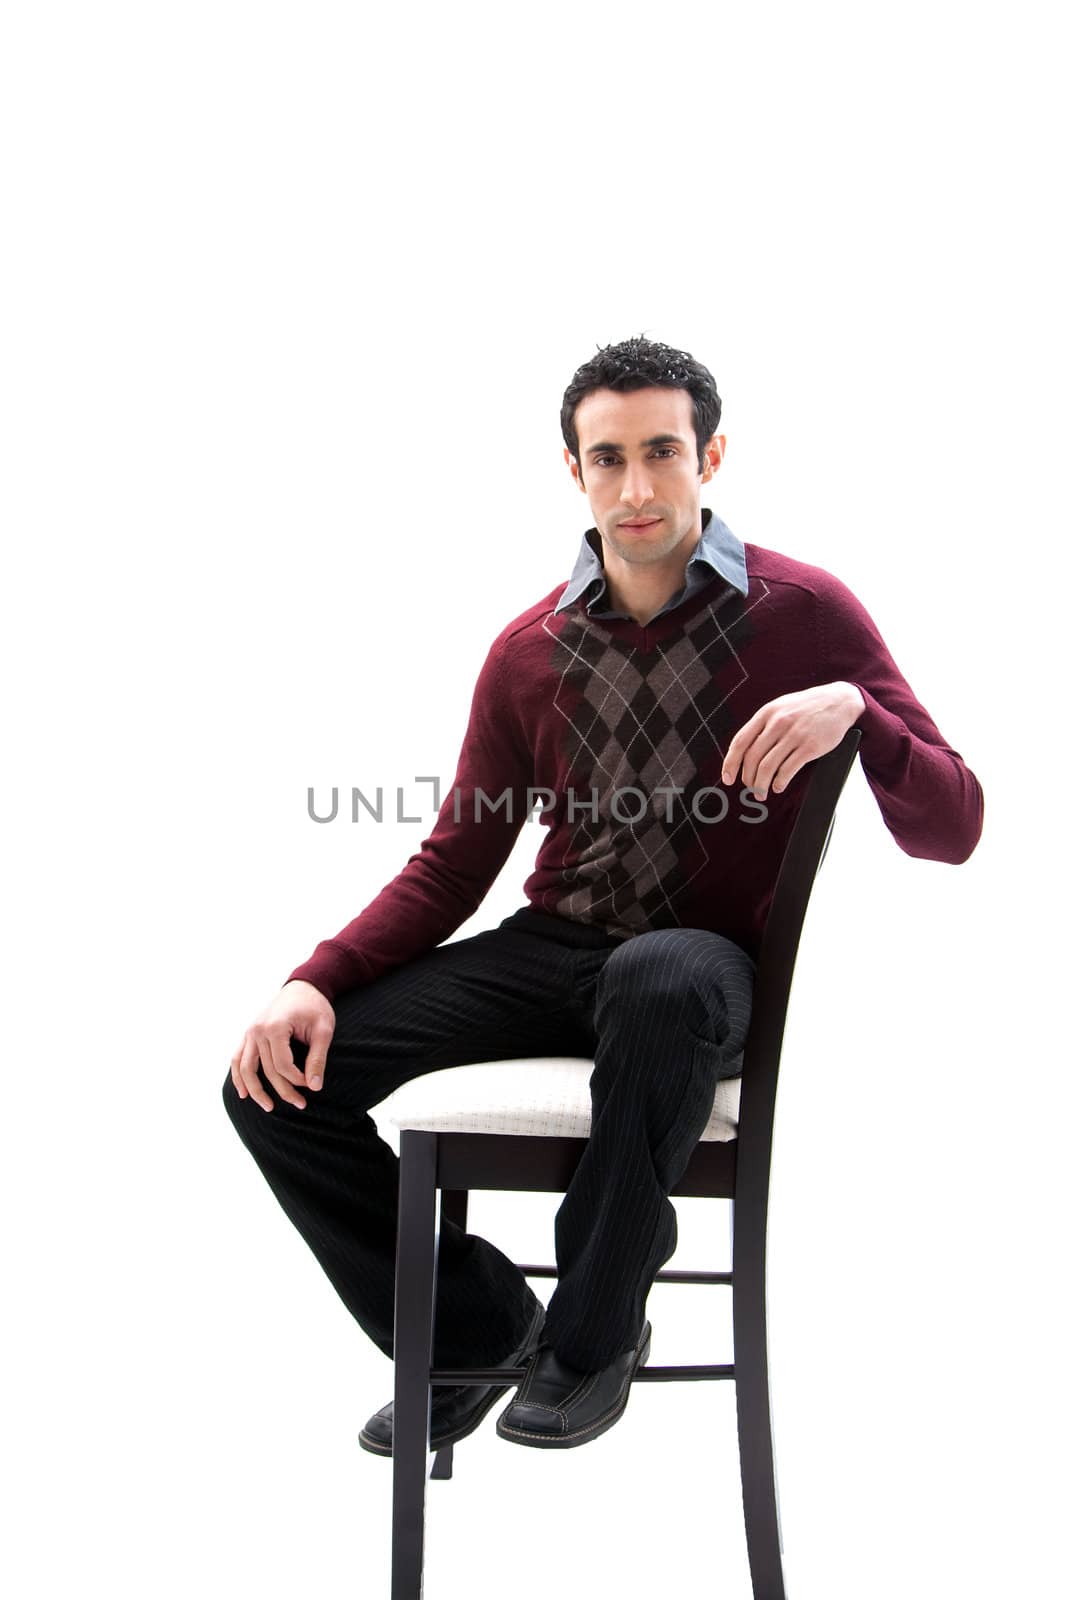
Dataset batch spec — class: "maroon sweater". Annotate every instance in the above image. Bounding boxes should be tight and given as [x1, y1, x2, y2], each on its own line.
[288, 543, 983, 1003]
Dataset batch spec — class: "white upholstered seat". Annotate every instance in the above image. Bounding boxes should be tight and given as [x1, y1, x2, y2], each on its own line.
[372, 1055, 742, 1143]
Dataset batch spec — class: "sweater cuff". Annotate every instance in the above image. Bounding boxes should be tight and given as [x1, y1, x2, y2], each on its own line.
[285, 939, 374, 1006]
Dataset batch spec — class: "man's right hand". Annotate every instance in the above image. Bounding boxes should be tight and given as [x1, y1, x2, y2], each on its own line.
[229, 980, 336, 1113]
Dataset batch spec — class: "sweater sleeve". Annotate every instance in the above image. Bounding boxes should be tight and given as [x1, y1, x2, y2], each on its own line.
[285, 635, 534, 1002]
[815, 571, 984, 863]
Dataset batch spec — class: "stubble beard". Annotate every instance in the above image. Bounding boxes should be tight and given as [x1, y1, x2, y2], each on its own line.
[604, 513, 686, 568]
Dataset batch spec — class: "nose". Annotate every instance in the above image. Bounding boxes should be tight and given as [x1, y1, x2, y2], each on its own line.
[619, 461, 656, 514]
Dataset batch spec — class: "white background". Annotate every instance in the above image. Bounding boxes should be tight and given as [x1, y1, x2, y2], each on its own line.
[2, 3, 1063, 1597]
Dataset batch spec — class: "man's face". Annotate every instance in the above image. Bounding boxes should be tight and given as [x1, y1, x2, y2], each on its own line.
[565, 386, 724, 571]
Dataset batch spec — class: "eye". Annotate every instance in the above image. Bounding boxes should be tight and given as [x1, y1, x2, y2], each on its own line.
[593, 448, 678, 467]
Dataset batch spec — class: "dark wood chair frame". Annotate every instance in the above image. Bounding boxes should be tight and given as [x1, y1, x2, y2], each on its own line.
[388, 727, 862, 1600]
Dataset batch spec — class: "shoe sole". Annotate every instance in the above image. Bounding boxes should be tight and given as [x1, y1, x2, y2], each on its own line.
[495, 1320, 652, 1450]
[358, 1303, 546, 1458]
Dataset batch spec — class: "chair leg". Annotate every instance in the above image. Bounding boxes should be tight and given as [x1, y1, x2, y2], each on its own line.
[732, 1197, 787, 1600]
[431, 1188, 468, 1483]
[391, 1130, 440, 1600]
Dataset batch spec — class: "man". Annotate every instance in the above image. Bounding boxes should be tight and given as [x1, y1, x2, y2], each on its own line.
[224, 335, 983, 1455]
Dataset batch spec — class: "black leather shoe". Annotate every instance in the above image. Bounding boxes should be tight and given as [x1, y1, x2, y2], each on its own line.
[496, 1319, 652, 1449]
[358, 1300, 545, 1457]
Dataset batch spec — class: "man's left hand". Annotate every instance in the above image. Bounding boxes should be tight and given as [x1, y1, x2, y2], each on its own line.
[720, 681, 865, 800]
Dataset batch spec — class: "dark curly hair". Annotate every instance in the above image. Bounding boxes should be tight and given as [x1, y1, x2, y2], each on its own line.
[560, 334, 722, 482]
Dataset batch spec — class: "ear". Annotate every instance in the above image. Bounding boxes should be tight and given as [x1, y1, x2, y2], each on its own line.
[700, 433, 726, 484]
[564, 447, 586, 493]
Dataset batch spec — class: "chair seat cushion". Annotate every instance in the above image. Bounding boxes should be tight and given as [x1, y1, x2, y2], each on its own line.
[371, 1056, 742, 1143]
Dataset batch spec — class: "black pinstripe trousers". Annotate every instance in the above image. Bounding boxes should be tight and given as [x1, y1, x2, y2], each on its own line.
[222, 907, 755, 1373]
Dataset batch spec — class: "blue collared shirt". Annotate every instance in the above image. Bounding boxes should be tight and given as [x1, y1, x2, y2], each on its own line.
[553, 506, 749, 621]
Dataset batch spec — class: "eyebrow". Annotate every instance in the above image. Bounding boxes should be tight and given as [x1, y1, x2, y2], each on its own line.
[584, 433, 687, 456]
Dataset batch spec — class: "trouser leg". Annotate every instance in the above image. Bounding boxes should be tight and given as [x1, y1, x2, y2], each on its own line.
[222, 911, 619, 1366]
[541, 926, 756, 1371]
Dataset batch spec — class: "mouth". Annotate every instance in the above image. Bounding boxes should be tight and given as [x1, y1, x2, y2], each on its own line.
[618, 517, 662, 531]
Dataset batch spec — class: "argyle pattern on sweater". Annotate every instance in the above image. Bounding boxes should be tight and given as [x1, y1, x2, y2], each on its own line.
[546, 585, 758, 934]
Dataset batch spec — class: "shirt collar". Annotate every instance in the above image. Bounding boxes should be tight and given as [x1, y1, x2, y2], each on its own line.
[553, 506, 749, 617]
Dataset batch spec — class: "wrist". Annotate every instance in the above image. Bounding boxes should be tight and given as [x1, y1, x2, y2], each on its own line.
[839, 681, 865, 722]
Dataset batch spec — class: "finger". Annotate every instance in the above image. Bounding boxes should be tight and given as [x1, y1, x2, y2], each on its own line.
[230, 1043, 248, 1099]
[733, 710, 787, 788]
[722, 714, 764, 784]
[750, 735, 799, 799]
[769, 744, 813, 794]
[262, 1059, 307, 1110]
[264, 1026, 308, 1088]
[304, 1020, 334, 1092]
[259, 1033, 307, 1110]
[238, 1037, 274, 1114]
[740, 727, 781, 791]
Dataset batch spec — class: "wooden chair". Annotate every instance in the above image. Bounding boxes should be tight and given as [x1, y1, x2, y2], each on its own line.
[377, 727, 862, 1599]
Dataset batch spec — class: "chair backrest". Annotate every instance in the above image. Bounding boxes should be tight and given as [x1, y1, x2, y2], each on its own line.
[733, 728, 862, 1208]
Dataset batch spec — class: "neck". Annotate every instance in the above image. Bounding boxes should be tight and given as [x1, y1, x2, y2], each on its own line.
[602, 528, 701, 627]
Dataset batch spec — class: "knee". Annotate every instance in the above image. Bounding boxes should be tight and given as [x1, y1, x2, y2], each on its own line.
[595, 929, 752, 1046]
[221, 1069, 261, 1140]
[223, 1071, 286, 1159]
[221, 1070, 243, 1124]
[596, 929, 700, 1008]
